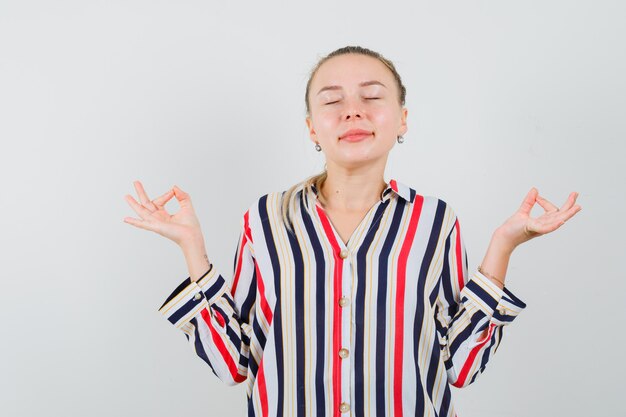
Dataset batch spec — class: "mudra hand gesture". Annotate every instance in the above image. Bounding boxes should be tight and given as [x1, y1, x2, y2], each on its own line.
[497, 187, 582, 251]
[123, 180, 203, 247]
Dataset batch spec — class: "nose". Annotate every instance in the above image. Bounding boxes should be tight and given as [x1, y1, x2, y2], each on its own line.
[342, 98, 363, 120]
[344, 109, 362, 120]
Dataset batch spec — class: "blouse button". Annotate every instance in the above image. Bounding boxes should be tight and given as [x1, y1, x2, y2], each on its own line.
[339, 402, 350, 413]
[193, 293, 202, 301]
[338, 296, 350, 307]
[339, 249, 349, 259]
[338, 348, 349, 359]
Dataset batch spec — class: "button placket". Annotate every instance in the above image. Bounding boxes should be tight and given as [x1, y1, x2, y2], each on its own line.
[339, 246, 352, 415]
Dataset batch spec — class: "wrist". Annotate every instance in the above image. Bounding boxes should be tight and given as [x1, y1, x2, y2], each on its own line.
[492, 227, 517, 255]
[478, 265, 505, 289]
[479, 228, 515, 291]
[180, 231, 206, 251]
[180, 237, 211, 284]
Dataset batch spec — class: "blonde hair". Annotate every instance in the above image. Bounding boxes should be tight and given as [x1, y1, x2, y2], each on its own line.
[281, 45, 407, 235]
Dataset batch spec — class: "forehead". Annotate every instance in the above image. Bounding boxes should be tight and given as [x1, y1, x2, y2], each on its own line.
[312, 53, 396, 89]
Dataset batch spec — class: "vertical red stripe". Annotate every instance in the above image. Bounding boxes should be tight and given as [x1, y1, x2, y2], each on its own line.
[257, 355, 269, 417]
[255, 259, 273, 324]
[454, 218, 464, 291]
[213, 308, 225, 327]
[232, 210, 253, 294]
[231, 234, 248, 294]
[200, 308, 247, 383]
[244, 210, 253, 243]
[390, 179, 398, 192]
[452, 322, 497, 387]
[393, 195, 423, 417]
[315, 203, 343, 417]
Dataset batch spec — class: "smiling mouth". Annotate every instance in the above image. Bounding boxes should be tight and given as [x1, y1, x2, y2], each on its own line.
[339, 133, 373, 142]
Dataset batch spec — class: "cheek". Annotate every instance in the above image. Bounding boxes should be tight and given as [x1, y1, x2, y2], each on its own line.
[371, 109, 398, 130]
[312, 113, 338, 134]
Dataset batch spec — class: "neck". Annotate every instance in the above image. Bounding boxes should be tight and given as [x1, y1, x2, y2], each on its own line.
[320, 160, 388, 211]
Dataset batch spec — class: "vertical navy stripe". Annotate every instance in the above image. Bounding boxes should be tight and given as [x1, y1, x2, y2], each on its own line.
[439, 382, 452, 417]
[259, 194, 284, 416]
[423, 201, 448, 399]
[240, 270, 257, 328]
[287, 204, 306, 417]
[299, 193, 327, 415]
[375, 201, 406, 415]
[190, 317, 218, 377]
[354, 201, 389, 417]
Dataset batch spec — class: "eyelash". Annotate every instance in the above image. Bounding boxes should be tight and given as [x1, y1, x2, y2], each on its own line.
[325, 97, 380, 105]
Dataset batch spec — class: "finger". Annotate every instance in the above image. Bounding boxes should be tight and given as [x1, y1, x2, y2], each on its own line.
[558, 191, 579, 212]
[152, 188, 175, 208]
[133, 180, 150, 205]
[133, 180, 157, 210]
[557, 203, 582, 224]
[533, 203, 582, 235]
[172, 185, 193, 207]
[124, 194, 155, 220]
[518, 187, 538, 215]
[123, 216, 153, 231]
[535, 194, 559, 212]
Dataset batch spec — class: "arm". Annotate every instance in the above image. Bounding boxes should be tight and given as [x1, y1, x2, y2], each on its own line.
[180, 231, 212, 284]
[436, 188, 581, 388]
[157, 210, 257, 386]
[473, 229, 515, 340]
[434, 212, 526, 389]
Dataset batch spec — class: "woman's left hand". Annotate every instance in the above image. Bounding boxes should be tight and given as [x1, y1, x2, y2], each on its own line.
[496, 187, 582, 250]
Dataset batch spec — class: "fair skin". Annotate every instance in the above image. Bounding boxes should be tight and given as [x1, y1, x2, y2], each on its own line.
[305, 54, 407, 245]
[123, 53, 582, 342]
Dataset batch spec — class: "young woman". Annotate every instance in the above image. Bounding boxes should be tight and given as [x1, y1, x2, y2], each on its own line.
[124, 46, 581, 417]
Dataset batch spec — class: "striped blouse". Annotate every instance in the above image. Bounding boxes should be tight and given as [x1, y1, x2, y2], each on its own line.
[158, 178, 527, 417]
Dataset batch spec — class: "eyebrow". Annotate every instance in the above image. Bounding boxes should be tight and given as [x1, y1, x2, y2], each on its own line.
[316, 80, 387, 95]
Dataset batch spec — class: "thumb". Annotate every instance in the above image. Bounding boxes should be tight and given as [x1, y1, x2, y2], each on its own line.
[172, 185, 191, 202]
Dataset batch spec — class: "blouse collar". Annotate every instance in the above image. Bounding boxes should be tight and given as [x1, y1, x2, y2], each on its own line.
[309, 178, 415, 205]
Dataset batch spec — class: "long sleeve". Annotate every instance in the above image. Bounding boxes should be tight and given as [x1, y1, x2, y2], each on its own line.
[157, 209, 257, 386]
[434, 212, 527, 388]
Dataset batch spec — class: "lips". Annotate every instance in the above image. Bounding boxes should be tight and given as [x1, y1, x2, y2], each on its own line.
[339, 129, 373, 141]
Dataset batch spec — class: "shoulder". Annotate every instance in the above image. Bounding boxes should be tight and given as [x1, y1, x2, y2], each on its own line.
[395, 179, 459, 233]
[393, 179, 455, 213]
[241, 189, 292, 224]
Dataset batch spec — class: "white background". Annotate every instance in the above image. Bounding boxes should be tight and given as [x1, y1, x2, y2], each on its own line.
[1, 1, 624, 416]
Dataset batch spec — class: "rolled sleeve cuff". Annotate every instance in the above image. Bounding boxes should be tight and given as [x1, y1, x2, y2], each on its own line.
[157, 264, 229, 328]
[460, 269, 527, 326]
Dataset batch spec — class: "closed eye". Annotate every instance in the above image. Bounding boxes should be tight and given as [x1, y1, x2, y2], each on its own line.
[325, 97, 379, 104]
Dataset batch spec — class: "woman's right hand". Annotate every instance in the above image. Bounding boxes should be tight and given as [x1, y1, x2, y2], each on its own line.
[123, 180, 204, 247]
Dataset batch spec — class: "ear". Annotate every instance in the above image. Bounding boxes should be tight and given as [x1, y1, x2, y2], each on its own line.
[305, 116, 317, 143]
[398, 107, 408, 137]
